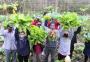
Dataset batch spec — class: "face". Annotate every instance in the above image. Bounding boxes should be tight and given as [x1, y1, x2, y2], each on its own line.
[19, 31, 26, 38]
[63, 33, 68, 38]
[37, 24, 41, 27]
[50, 24, 55, 29]
[37, 22, 41, 27]
[8, 27, 13, 32]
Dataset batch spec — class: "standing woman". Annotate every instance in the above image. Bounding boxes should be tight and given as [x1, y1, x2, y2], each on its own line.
[44, 23, 59, 62]
[15, 28, 30, 62]
[58, 32, 71, 60]
[32, 42, 44, 62]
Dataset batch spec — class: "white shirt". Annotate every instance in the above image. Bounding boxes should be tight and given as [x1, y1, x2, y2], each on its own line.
[58, 37, 71, 56]
[0, 28, 17, 50]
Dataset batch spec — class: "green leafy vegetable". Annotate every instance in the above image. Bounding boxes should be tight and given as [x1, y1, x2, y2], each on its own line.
[30, 26, 47, 45]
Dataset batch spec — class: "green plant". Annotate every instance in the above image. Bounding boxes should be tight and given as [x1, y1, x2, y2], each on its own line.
[80, 17, 90, 42]
[30, 26, 47, 45]
[58, 12, 81, 30]
[0, 2, 19, 14]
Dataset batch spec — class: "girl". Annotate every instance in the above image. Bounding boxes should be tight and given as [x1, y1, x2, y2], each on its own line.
[33, 42, 44, 62]
[15, 28, 30, 62]
[44, 23, 58, 62]
[58, 32, 71, 60]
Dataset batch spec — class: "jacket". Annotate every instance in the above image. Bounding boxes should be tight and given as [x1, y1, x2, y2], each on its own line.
[15, 28, 30, 56]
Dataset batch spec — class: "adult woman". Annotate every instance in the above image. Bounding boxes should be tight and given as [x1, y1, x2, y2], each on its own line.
[44, 23, 58, 62]
[15, 28, 30, 62]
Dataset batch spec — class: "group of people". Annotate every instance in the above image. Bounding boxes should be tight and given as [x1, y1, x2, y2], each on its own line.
[31, 17, 81, 62]
[0, 16, 90, 62]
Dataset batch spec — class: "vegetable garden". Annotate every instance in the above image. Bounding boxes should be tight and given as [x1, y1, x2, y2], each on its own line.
[0, 0, 90, 62]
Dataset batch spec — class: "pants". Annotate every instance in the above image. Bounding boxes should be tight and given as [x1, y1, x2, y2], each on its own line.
[70, 45, 74, 58]
[44, 47, 56, 62]
[58, 53, 66, 60]
[5, 49, 16, 62]
[32, 53, 42, 62]
[84, 55, 90, 62]
[18, 55, 29, 62]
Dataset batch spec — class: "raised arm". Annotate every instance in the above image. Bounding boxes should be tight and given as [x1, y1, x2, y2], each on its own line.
[75, 26, 81, 34]
[0, 23, 5, 36]
[26, 29, 30, 36]
[15, 28, 19, 41]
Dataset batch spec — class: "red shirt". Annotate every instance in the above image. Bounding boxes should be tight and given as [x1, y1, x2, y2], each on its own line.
[54, 20, 60, 29]
[33, 44, 43, 55]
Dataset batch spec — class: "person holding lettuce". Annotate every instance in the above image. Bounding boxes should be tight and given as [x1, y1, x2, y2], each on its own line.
[0, 23, 17, 62]
[15, 28, 30, 62]
[44, 23, 59, 62]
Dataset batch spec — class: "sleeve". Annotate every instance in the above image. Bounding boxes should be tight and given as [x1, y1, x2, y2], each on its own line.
[31, 20, 34, 25]
[40, 44, 44, 52]
[15, 28, 19, 41]
[56, 30, 61, 47]
[32, 45, 35, 52]
[47, 21, 51, 28]
[0, 27, 5, 36]
[68, 28, 74, 39]
[44, 27, 50, 33]
[44, 20, 48, 27]
[56, 30, 60, 41]
[59, 27, 64, 38]
[75, 26, 81, 34]
[26, 38, 30, 52]
[26, 29, 30, 36]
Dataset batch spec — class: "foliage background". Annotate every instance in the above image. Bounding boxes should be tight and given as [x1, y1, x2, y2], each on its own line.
[0, 0, 90, 15]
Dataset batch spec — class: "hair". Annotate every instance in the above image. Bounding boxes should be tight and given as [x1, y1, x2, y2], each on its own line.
[19, 31, 25, 34]
[7, 24, 13, 28]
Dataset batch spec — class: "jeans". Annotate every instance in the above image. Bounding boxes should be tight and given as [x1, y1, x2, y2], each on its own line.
[5, 49, 17, 62]
[44, 47, 56, 62]
[32, 53, 42, 62]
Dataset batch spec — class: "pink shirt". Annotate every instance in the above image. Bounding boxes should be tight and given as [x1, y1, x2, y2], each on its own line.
[35, 44, 42, 55]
